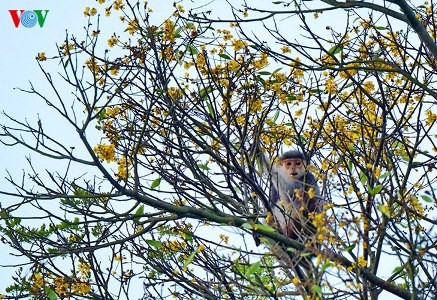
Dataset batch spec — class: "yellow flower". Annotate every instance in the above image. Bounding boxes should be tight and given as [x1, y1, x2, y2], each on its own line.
[232, 39, 247, 51]
[72, 281, 91, 295]
[126, 18, 139, 35]
[116, 155, 129, 180]
[308, 187, 315, 199]
[93, 143, 116, 163]
[219, 234, 229, 244]
[425, 109, 437, 126]
[176, 4, 185, 13]
[113, 0, 125, 10]
[78, 262, 91, 277]
[114, 254, 124, 261]
[54, 277, 69, 296]
[280, 46, 291, 53]
[167, 86, 184, 100]
[37, 52, 47, 61]
[31, 273, 45, 290]
[107, 36, 118, 47]
[83, 7, 90, 16]
[228, 60, 239, 71]
[357, 256, 367, 268]
[325, 75, 337, 94]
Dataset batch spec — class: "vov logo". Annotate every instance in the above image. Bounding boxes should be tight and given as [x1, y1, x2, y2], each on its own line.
[9, 10, 49, 28]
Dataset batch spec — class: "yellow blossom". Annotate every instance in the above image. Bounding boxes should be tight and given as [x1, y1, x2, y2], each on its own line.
[425, 109, 437, 126]
[107, 36, 118, 47]
[228, 60, 240, 71]
[280, 46, 291, 53]
[308, 187, 315, 199]
[54, 277, 69, 296]
[78, 262, 91, 277]
[325, 75, 338, 94]
[219, 233, 229, 244]
[176, 4, 185, 13]
[232, 39, 247, 51]
[93, 143, 116, 163]
[37, 52, 47, 61]
[357, 256, 367, 267]
[113, 0, 125, 10]
[72, 281, 91, 295]
[31, 273, 45, 291]
[294, 108, 303, 117]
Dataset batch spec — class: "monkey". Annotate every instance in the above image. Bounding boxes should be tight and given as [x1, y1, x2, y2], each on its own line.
[253, 148, 325, 290]
[259, 150, 323, 242]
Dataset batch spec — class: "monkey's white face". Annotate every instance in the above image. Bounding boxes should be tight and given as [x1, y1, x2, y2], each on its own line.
[278, 158, 306, 179]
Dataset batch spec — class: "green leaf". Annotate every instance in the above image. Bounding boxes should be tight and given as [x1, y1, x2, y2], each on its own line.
[186, 44, 199, 55]
[150, 178, 161, 189]
[287, 95, 297, 101]
[198, 163, 210, 171]
[328, 44, 343, 55]
[378, 172, 390, 179]
[377, 204, 391, 218]
[199, 86, 212, 100]
[183, 249, 197, 270]
[392, 266, 404, 274]
[259, 237, 270, 246]
[359, 171, 368, 186]
[375, 26, 387, 30]
[63, 57, 70, 68]
[311, 284, 323, 297]
[218, 53, 231, 60]
[321, 262, 333, 272]
[206, 101, 215, 117]
[258, 71, 271, 75]
[420, 195, 434, 203]
[272, 1, 284, 3]
[146, 239, 163, 249]
[44, 287, 58, 300]
[369, 184, 383, 195]
[374, 184, 383, 193]
[411, 161, 421, 167]
[241, 223, 253, 230]
[273, 110, 280, 122]
[254, 223, 276, 232]
[133, 205, 144, 223]
[343, 244, 356, 251]
[173, 26, 182, 38]
[272, 67, 282, 74]
[245, 261, 260, 278]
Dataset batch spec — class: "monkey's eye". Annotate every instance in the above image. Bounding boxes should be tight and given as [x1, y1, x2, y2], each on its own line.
[295, 161, 302, 166]
[286, 161, 292, 166]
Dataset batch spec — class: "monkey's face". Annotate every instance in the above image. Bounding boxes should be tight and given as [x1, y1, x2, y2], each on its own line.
[279, 158, 306, 178]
